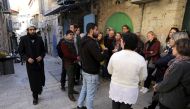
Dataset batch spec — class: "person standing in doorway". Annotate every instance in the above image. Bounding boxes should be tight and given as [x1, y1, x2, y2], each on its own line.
[18, 24, 46, 105]
[76, 23, 106, 109]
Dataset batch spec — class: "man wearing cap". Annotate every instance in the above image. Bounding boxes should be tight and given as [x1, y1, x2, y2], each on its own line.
[18, 25, 46, 105]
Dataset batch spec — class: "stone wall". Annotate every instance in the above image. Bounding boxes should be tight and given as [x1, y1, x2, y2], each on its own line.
[0, 0, 10, 52]
[97, 0, 187, 44]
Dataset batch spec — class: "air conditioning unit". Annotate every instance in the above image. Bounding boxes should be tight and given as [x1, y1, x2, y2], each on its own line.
[131, 0, 159, 4]
[57, 0, 76, 5]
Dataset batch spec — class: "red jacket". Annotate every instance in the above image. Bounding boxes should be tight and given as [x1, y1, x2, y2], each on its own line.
[144, 39, 160, 63]
[61, 39, 77, 68]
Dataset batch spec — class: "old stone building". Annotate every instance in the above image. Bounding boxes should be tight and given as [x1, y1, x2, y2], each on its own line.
[97, 0, 189, 44]
[26, 0, 190, 54]
[37, 0, 92, 55]
[0, 0, 12, 52]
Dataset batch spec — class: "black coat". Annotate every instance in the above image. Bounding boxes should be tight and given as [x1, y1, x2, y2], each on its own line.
[80, 36, 105, 74]
[18, 34, 46, 93]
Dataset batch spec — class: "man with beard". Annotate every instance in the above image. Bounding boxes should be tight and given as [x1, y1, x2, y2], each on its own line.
[75, 23, 106, 109]
[18, 25, 46, 105]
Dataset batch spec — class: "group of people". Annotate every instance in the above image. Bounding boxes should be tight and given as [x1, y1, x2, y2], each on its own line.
[18, 22, 190, 109]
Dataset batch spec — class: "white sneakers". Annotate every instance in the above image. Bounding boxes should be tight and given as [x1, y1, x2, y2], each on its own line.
[140, 87, 149, 94]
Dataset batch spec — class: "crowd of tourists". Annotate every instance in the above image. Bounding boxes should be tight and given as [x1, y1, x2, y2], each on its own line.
[18, 23, 190, 109]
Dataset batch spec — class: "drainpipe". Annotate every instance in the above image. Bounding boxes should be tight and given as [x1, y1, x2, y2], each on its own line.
[91, 0, 93, 14]
[139, 4, 145, 33]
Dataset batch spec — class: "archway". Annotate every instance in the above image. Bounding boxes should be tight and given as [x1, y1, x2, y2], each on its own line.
[105, 12, 133, 32]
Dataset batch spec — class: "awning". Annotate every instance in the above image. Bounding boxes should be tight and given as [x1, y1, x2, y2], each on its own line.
[44, 4, 79, 16]
[3, 11, 11, 14]
[44, 6, 66, 16]
[44, 1, 88, 16]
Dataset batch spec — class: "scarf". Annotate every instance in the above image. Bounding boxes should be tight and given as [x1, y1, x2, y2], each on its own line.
[164, 56, 190, 78]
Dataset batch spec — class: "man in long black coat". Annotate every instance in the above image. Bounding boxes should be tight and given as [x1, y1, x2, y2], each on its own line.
[18, 25, 46, 105]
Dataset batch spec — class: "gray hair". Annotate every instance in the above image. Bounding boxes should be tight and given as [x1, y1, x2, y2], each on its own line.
[171, 32, 189, 41]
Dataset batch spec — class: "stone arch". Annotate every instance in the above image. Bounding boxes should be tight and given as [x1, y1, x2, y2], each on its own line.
[105, 12, 133, 32]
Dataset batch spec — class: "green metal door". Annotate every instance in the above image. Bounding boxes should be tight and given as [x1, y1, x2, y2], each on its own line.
[182, 0, 190, 32]
[105, 12, 133, 32]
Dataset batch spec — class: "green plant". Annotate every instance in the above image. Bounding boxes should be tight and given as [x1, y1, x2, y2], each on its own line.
[0, 51, 8, 58]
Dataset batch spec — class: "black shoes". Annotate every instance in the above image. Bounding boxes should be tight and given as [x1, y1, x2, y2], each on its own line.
[75, 106, 87, 109]
[68, 94, 76, 101]
[32, 93, 39, 105]
[33, 98, 38, 105]
[144, 106, 155, 109]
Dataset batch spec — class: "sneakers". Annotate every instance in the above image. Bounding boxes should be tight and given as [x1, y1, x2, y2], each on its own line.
[140, 87, 145, 92]
[140, 87, 149, 94]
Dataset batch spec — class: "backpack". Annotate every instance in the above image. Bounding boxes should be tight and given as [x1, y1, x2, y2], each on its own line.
[56, 39, 64, 58]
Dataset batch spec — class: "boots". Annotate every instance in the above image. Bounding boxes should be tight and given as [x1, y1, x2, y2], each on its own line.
[33, 93, 38, 105]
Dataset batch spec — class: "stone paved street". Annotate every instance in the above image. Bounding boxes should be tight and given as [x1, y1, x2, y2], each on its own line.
[0, 55, 156, 109]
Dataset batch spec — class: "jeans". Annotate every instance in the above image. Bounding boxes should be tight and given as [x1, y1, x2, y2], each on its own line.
[77, 71, 99, 109]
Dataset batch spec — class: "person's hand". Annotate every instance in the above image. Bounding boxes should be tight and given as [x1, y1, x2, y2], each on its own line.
[103, 47, 108, 51]
[150, 51, 153, 54]
[120, 39, 125, 49]
[77, 56, 80, 61]
[112, 49, 118, 53]
[153, 84, 158, 92]
[36, 56, 42, 62]
[28, 58, 34, 64]
[164, 50, 168, 53]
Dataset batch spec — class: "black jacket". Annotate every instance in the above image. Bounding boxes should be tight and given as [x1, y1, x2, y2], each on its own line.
[157, 60, 190, 109]
[80, 36, 105, 74]
[19, 35, 46, 60]
[18, 34, 46, 92]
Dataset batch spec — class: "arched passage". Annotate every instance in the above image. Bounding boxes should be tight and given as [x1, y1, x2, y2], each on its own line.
[105, 12, 133, 32]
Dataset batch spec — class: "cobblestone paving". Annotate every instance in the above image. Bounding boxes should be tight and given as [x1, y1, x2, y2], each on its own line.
[0, 56, 157, 109]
